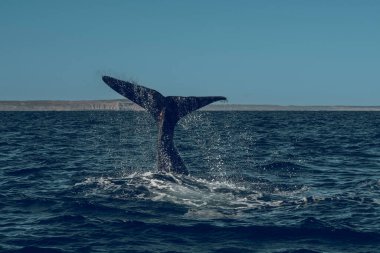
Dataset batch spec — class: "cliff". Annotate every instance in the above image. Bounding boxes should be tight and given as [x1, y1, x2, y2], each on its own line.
[0, 100, 144, 111]
[0, 100, 379, 111]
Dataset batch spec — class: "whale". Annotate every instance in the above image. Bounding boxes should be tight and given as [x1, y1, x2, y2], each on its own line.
[102, 76, 226, 175]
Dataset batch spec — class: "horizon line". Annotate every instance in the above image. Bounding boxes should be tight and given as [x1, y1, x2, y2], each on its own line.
[0, 99, 379, 108]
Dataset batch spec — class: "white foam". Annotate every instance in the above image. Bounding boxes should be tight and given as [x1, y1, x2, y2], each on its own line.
[75, 170, 310, 214]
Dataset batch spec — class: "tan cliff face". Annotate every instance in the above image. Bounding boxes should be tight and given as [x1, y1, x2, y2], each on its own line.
[0, 100, 379, 111]
[0, 100, 144, 111]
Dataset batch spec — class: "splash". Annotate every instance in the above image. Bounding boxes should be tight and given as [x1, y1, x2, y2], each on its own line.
[74, 170, 310, 220]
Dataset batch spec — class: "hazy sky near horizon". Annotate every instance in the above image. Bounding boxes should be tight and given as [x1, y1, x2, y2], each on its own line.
[0, 0, 379, 105]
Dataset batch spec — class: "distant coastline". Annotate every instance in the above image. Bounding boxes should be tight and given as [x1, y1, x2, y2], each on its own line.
[0, 100, 379, 111]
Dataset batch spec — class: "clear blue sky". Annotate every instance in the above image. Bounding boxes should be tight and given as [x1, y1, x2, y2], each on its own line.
[0, 0, 379, 105]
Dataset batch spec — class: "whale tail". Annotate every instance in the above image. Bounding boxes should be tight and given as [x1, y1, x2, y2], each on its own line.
[102, 76, 226, 122]
[102, 75, 226, 175]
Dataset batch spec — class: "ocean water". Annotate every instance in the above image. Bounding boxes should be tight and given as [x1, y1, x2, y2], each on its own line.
[0, 111, 379, 253]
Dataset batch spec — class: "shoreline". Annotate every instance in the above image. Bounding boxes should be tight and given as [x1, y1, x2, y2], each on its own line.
[0, 100, 379, 111]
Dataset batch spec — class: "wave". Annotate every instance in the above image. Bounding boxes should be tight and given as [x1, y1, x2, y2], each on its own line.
[144, 221, 378, 242]
[3, 246, 64, 253]
[3, 220, 378, 253]
[37, 215, 86, 225]
[4, 167, 47, 177]
[255, 161, 305, 172]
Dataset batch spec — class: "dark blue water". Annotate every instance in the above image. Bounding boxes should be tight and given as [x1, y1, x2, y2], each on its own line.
[1, 111, 379, 253]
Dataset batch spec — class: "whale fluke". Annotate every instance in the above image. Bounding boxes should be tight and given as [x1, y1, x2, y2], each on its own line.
[102, 75, 226, 175]
[102, 76, 165, 120]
